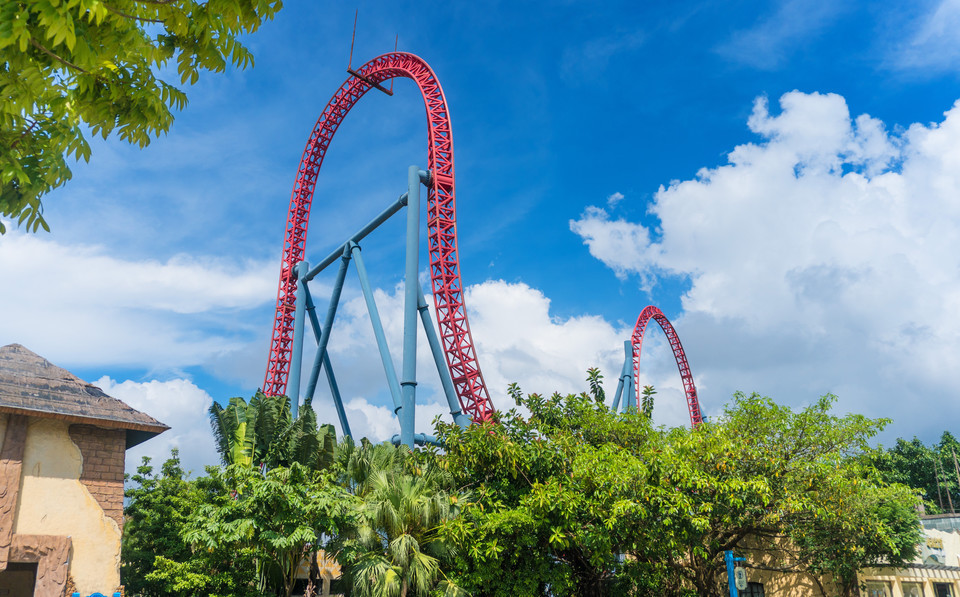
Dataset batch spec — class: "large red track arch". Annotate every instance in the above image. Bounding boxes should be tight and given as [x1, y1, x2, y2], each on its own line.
[263, 53, 495, 422]
[631, 306, 703, 426]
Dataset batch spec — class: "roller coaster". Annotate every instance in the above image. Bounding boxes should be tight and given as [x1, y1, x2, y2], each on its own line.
[263, 53, 703, 446]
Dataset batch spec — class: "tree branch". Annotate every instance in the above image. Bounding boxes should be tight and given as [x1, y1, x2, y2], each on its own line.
[10, 118, 40, 150]
[29, 39, 89, 74]
[103, 2, 164, 23]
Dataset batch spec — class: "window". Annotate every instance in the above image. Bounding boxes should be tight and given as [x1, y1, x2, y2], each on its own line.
[864, 581, 892, 597]
[902, 582, 925, 597]
[935, 583, 955, 597]
[741, 582, 765, 597]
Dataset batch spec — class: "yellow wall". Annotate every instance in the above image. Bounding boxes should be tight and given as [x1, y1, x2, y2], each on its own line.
[746, 563, 840, 596]
[13, 418, 121, 595]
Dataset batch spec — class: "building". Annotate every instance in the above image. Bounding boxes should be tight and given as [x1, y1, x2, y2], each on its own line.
[741, 518, 960, 596]
[0, 344, 168, 596]
[856, 517, 960, 597]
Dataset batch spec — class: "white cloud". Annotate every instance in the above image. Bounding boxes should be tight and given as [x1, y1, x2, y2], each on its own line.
[465, 280, 624, 396]
[569, 206, 658, 285]
[716, 0, 846, 70]
[293, 279, 699, 438]
[0, 229, 275, 369]
[571, 90, 960, 440]
[606, 192, 625, 208]
[0, 226, 702, 455]
[890, 0, 960, 72]
[95, 377, 220, 477]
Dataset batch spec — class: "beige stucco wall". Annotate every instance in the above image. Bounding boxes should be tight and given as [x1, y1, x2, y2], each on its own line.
[13, 418, 121, 595]
[748, 565, 840, 596]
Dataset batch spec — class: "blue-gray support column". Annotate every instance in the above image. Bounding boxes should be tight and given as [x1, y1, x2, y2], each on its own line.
[611, 340, 633, 412]
[418, 283, 471, 428]
[391, 433, 443, 448]
[288, 260, 310, 418]
[351, 241, 403, 412]
[623, 356, 636, 414]
[303, 287, 352, 438]
[399, 166, 427, 449]
[304, 193, 409, 282]
[304, 248, 350, 401]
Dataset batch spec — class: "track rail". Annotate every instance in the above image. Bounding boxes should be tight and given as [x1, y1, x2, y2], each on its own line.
[263, 52, 495, 422]
[631, 305, 703, 426]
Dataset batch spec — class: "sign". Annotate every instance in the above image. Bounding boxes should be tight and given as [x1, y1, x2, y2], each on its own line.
[927, 537, 944, 549]
[734, 567, 748, 590]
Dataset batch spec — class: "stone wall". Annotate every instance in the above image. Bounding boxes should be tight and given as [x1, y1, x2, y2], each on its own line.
[68, 425, 126, 530]
[14, 417, 122, 595]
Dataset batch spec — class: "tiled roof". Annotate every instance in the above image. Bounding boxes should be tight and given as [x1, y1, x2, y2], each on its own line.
[0, 344, 168, 448]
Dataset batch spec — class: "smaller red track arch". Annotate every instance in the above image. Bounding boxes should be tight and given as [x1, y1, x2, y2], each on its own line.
[631, 306, 703, 426]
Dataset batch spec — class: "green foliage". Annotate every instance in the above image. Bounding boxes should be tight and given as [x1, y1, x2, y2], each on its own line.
[585, 368, 604, 405]
[208, 392, 337, 472]
[870, 431, 960, 514]
[677, 393, 921, 596]
[435, 387, 922, 597]
[437, 390, 685, 597]
[185, 462, 357, 597]
[0, 0, 282, 233]
[640, 385, 655, 418]
[126, 386, 925, 597]
[333, 442, 468, 597]
[121, 449, 256, 597]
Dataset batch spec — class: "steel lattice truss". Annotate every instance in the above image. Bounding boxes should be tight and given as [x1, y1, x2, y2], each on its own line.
[631, 305, 703, 426]
[263, 53, 495, 423]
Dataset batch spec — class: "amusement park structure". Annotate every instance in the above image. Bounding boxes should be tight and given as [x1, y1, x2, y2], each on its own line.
[612, 306, 703, 426]
[262, 53, 702, 446]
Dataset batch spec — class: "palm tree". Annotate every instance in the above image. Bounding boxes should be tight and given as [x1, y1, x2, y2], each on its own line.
[336, 444, 467, 597]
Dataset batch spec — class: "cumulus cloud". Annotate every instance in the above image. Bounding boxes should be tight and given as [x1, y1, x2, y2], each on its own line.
[0, 227, 700, 456]
[95, 377, 220, 476]
[465, 280, 696, 426]
[294, 279, 698, 437]
[0, 229, 275, 369]
[571, 90, 960, 440]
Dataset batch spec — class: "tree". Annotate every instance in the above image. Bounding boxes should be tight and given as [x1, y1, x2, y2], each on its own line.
[0, 0, 282, 233]
[437, 385, 691, 597]
[122, 450, 257, 597]
[671, 393, 921, 597]
[436, 384, 922, 597]
[870, 431, 960, 513]
[339, 467, 467, 597]
[640, 385, 655, 418]
[209, 392, 337, 472]
[185, 462, 356, 597]
[586, 368, 604, 405]
[330, 441, 467, 597]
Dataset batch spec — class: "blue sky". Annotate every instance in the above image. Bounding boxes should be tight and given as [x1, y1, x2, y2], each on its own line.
[3, 0, 960, 474]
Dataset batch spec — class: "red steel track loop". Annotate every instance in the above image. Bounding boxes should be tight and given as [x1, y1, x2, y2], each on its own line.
[631, 306, 703, 427]
[263, 53, 496, 422]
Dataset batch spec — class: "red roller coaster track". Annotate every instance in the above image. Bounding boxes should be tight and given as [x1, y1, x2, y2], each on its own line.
[263, 52, 496, 422]
[631, 306, 703, 426]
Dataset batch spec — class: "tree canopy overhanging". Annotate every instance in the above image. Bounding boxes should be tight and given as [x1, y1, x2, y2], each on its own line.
[0, 0, 282, 233]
